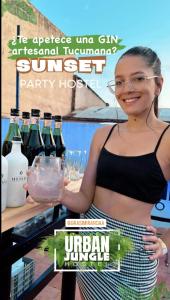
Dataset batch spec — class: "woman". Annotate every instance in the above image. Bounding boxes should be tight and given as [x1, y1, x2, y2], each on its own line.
[27, 46, 169, 299]
[58, 46, 170, 300]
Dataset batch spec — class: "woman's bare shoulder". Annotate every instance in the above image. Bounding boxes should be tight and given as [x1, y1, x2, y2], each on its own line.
[158, 120, 170, 128]
[160, 121, 170, 137]
[96, 124, 115, 133]
[154, 121, 170, 135]
[91, 124, 116, 151]
[164, 122, 170, 150]
[94, 124, 116, 141]
[158, 121, 170, 159]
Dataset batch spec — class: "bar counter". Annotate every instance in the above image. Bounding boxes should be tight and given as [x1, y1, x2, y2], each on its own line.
[2, 180, 82, 232]
[0, 180, 82, 300]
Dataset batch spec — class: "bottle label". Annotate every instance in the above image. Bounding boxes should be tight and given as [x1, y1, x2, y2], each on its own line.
[10, 170, 27, 182]
[7, 165, 28, 207]
[55, 123, 62, 129]
[31, 116, 39, 125]
[10, 116, 19, 124]
[23, 119, 30, 126]
[44, 120, 52, 127]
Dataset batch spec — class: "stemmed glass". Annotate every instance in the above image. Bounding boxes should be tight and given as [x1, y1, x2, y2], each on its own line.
[78, 150, 88, 178]
[27, 156, 64, 203]
[64, 150, 88, 181]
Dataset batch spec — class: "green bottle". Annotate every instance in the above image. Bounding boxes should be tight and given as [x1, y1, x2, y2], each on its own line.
[42, 112, 56, 156]
[2, 108, 21, 156]
[25, 109, 45, 166]
[21, 112, 30, 154]
[53, 115, 66, 158]
[20, 111, 30, 145]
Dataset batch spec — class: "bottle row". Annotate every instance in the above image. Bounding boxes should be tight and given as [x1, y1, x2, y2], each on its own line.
[1, 108, 66, 212]
[2, 108, 66, 166]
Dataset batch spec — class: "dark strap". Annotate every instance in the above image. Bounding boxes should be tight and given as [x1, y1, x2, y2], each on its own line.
[102, 123, 118, 148]
[154, 124, 170, 153]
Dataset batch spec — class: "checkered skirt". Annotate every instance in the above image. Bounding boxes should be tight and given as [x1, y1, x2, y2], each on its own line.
[76, 204, 158, 300]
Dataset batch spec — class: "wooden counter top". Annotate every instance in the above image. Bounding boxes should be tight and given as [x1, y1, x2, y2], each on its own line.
[1, 180, 82, 233]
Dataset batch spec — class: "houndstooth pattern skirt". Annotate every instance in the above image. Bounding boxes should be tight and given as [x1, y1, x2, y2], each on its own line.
[76, 204, 158, 300]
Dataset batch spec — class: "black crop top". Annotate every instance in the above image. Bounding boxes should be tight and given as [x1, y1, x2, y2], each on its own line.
[96, 124, 170, 204]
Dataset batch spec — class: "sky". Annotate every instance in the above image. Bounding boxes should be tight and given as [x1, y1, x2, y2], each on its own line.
[31, 0, 170, 108]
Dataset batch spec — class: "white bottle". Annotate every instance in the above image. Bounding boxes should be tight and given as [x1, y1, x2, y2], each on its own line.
[6, 136, 28, 207]
[1, 155, 8, 212]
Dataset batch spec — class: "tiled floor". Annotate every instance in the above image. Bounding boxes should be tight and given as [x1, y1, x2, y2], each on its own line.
[26, 249, 170, 300]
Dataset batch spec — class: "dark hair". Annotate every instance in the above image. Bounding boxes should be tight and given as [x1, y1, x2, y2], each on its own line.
[118, 46, 162, 117]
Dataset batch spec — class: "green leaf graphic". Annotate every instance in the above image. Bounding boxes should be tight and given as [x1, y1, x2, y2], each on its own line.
[38, 230, 170, 300]
[118, 281, 170, 300]
[3, 0, 37, 24]
[2, 1, 8, 16]
[8, 35, 126, 60]
[38, 231, 133, 271]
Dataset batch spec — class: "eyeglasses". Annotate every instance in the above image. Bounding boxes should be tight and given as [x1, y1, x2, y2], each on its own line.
[107, 75, 160, 94]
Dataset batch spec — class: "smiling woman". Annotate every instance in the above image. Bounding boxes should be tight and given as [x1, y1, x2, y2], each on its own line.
[67, 47, 170, 300]
[26, 46, 170, 300]
[114, 50, 163, 119]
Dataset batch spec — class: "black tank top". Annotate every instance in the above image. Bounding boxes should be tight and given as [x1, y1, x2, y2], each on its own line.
[96, 124, 170, 204]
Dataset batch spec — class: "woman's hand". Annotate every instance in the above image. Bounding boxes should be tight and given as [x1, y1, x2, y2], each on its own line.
[23, 178, 69, 206]
[142, 225, 167, 260]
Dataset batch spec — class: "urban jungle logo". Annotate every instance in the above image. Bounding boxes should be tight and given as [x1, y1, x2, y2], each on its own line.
[64, 232, 110, 265]
[39, 228, 134, 272]
[38, 221, 170, 299]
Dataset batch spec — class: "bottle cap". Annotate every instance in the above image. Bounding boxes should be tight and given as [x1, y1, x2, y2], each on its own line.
[12, 136, 22, 142]
[44, 112, 52, 119]
[31, 109, 40, 117]
[11, 108, 19, 116]
[22, 111, 30, 119]
[54, 115, 62, 122]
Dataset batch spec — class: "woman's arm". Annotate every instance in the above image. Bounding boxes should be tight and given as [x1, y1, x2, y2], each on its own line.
[60, 127, 107, 213]
[25, 126, 112, 212]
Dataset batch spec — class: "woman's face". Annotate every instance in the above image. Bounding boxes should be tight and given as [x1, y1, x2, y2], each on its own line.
[114, 55, 162, 117]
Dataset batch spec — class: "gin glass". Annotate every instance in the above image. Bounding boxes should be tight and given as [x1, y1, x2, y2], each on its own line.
[27, 156, 64, 203]
[64, 150, 88, 181]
